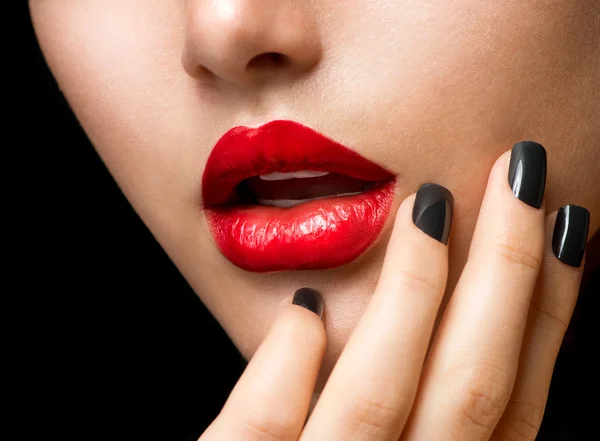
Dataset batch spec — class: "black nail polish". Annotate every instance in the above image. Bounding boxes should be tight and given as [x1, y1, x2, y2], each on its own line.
[508, 141, 547, 209]
[293, 288, 324, 318]
[412, 183, 454, 245]
[552, 205, 590, 267]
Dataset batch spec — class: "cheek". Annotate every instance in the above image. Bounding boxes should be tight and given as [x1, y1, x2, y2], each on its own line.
[318, 0, 580, 163]
[32, 1, 239, 310]
[32, 1, 226, 271]
[32, 1, 192, 215]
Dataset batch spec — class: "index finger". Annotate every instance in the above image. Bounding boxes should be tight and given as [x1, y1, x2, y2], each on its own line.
[201, 290, 326, 441]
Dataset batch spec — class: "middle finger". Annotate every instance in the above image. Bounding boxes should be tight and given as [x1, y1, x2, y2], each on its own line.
[301, 183, 454, 441]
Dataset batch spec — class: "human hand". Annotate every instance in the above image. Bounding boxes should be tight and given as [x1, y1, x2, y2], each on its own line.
[199, 142, 589, 441]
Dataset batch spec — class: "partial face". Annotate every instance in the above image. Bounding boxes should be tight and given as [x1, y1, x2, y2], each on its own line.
[31, 0, 599, 390]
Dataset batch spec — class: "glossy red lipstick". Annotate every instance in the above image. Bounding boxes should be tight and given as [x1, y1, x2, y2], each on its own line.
[202, 120, 396, 272]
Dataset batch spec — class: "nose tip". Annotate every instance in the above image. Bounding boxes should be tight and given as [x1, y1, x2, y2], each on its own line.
[182, 0, 322, 88]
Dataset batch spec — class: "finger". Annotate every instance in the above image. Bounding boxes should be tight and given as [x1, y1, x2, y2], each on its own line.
[200, 289, 326, 441]
[491, 205, 590, 441]
[402, 142, 547, 441]
[301, 184, 453, 441]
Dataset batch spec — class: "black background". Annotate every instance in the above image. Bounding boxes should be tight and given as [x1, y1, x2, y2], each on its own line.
[24, 4, 246, 440]
[24, 3, 597, 440]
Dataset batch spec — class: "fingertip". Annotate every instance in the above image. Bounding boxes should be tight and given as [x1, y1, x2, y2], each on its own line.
[412, 183, 454, 245]
[549, 205, 590, 269]
[292, 287, 325, 319]
[507, 141, 547, 209]
[500, 148, 513, 166]
[394, 192, 417, 224]
[278, 294, 294, 309]
[378, 185, 451, 295]
[267, 291, 327, 361]
[387, 191, 413, 244]
[541, 209, 584, 295]
[487, 149, 512, 187]
[475, 144, 547, 247]
[489, 144, 548, 210]
[275, 290, 326, 335]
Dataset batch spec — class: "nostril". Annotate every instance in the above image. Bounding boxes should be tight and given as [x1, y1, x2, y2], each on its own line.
[247, 52, 290, 70]
[199, 65, 216, 78]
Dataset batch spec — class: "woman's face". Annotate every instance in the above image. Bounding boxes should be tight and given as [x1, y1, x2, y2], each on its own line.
[31, 0, 599, 390]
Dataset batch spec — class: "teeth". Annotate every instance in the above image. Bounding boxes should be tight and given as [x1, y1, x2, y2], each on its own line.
[258, 192, 363, 208]
[259, 170, 330, 181]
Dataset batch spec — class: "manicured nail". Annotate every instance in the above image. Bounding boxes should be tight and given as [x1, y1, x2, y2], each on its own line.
[412, 183, 454, 245]
[293, 288, 324, 318]
[508, 141, 547, 209]
[552, 205, 590, 267]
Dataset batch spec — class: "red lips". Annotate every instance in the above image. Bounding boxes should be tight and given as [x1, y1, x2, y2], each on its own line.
[202, 120, 396, 272]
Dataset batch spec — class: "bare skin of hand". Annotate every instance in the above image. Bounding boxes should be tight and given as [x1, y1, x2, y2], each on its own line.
[199, 143, 589, 441]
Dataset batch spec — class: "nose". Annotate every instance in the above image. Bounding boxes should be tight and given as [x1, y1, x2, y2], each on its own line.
[182, 0, 322, 88]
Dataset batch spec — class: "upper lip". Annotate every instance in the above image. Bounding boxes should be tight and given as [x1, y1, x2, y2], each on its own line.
[202, 120, 394, 205]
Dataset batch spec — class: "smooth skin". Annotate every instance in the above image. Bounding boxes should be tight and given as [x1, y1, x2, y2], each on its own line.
[29, 1, 597, 439]
[201, 151, 582, 441]
[29, 1, 600, 394]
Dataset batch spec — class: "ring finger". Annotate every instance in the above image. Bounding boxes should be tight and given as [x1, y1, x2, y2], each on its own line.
[490, 206, 590, 440]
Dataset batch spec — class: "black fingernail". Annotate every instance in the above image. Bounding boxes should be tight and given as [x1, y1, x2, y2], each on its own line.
[508, 141, 547, 209]
[293, 288, 324, 318]
[412, 183, 454, 245]
[552, 205, 590, 267]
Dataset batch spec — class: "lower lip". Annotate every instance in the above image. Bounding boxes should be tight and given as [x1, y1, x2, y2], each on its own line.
[205, 180, 396, 272]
